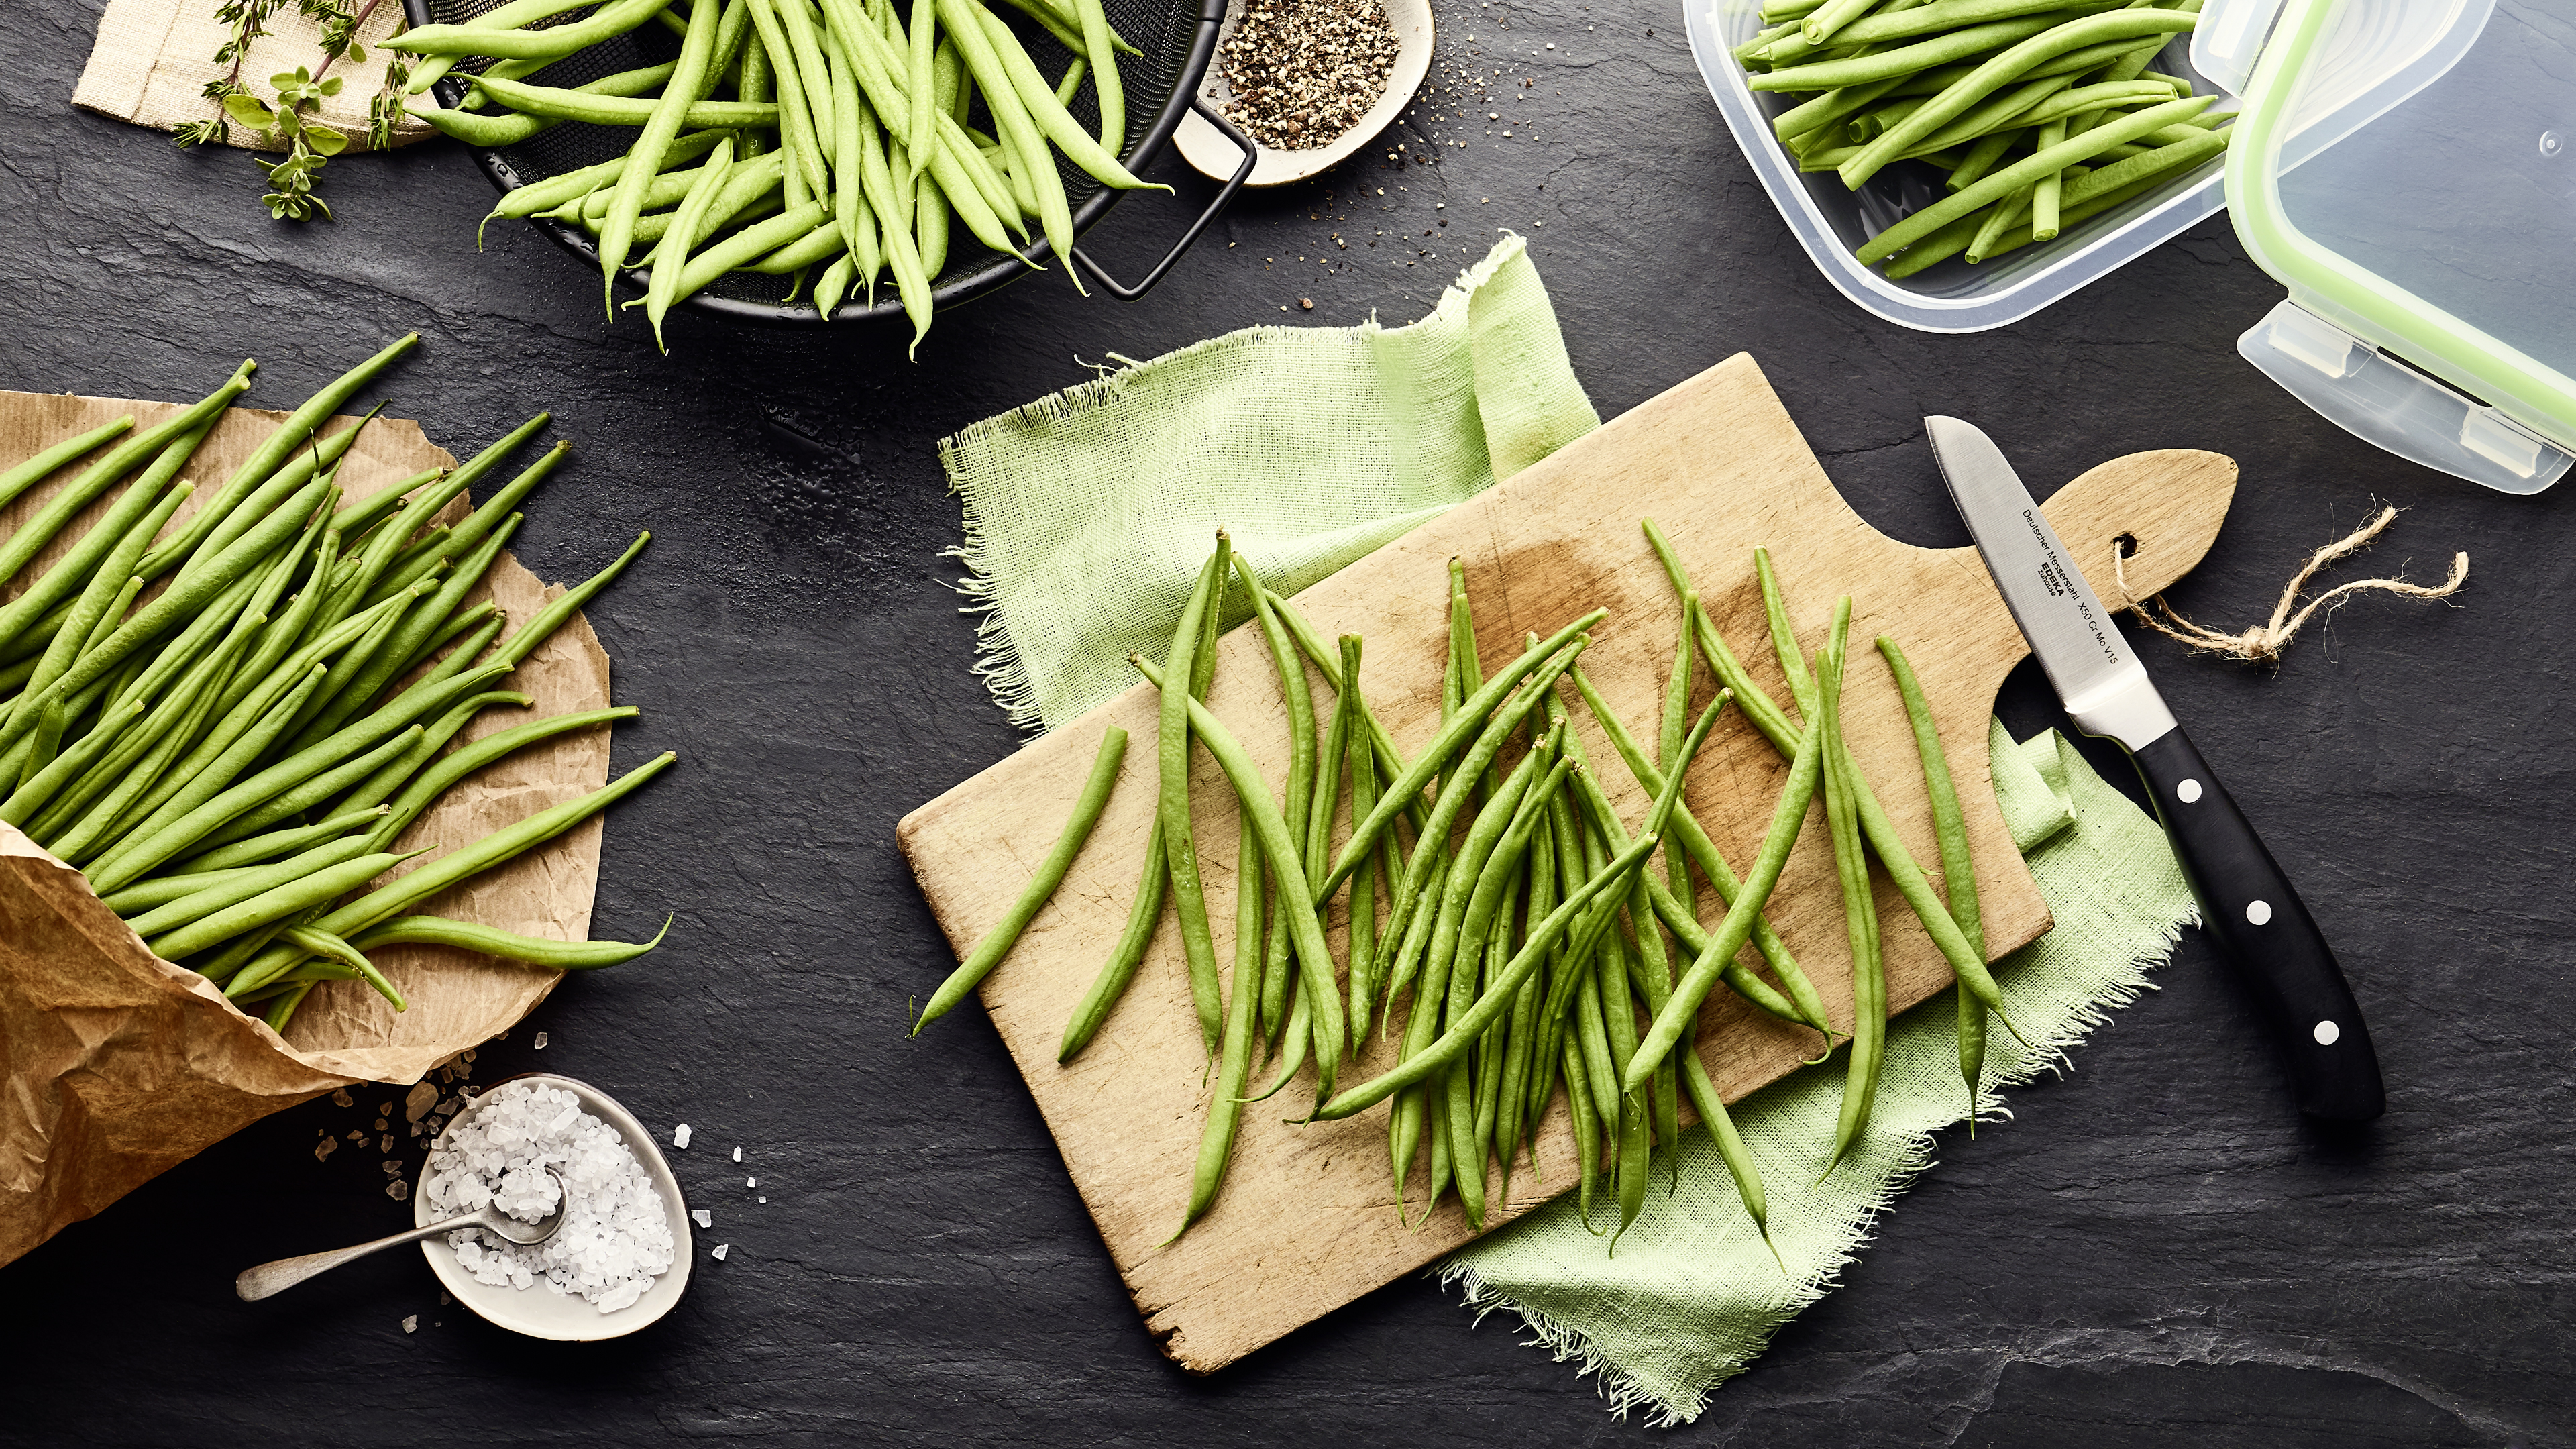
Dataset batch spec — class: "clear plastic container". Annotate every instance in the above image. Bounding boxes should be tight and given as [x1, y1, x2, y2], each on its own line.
[1686, 0, 2236, 332]
[2207, 0, 2576, 493]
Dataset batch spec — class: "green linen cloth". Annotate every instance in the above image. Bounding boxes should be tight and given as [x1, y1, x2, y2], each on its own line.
[937, 235, 2197, 1421]
[1443, 722, 2199, 1424]
[941, 234, 1599, 731]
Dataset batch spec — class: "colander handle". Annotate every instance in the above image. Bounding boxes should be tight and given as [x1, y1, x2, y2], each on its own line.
[1069, 99, 1256, 302]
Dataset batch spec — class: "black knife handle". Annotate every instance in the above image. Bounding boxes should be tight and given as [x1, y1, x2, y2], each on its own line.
[2125, 727, 2385, 1122]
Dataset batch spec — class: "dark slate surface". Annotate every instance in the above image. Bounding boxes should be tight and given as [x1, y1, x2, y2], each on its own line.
[2, 1, 2569, 1443]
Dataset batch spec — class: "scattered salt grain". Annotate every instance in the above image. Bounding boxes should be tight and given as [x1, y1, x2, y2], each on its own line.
[710, 1244, 729, 1261]
[692, 1208, 711, 1228]
[745, 1177, 756, 1189]
[533, 1032, 549, 1050]
[673, 1123, 692, 1150]
[315, 1137, 338, 1162]
[424, 1081, 675, 1313]
[332, 1089, 354, 1108]
[757, 1197, 765, 1204]
[402, 1316, 418, 1334]
[388, 1181, 409, 1202]
[731, 1147, 741, 1163]
[405, 1083, 438, 1122]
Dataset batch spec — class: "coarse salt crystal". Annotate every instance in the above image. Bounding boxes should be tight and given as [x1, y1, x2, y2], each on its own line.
[745, 1177, 756, 1189]
[732, 1147, 741, 1163]
[424, 1081, 675, 1314]
[402, 1316, 417, 1334]
[533, 1032, 548, 1050]
[673, 1123, 692, 1150]
[692, 1209, 711, 1228]
[711, 1244, 729, 1261]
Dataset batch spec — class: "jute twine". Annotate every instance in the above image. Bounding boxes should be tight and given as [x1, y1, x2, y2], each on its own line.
[2114, 504, 2469, 663]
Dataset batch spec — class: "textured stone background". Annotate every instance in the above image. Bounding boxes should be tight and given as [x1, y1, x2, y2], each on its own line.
[3, 0, 2570, 1442]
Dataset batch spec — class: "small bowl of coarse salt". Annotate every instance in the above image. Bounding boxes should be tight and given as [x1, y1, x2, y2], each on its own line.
[1173, 0, 1434, 189]
[416, 1073, 693, 1341]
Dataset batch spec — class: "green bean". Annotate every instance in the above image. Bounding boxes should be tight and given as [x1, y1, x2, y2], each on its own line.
[1642, 523, 2022, 1030]
[0, 472, 333, 765]
[1879, 635, 1988, 1126]
[2031, 118, 2068, 238]
[1859, 93, 2207, 263]
[1657, 588, 1698, 905]
[1947, 127, 2019, 189]
[1379, 646, 1584, 1002]
[0, 700, 142, 826]
[276, 583, 426, 754]
[0, 457, 192, 673]
[1060, 537, 1224, 1062]
[940, 0, 1074, 266]
[1799, 0, 1878, 45]
[9, 701, 66, 798]
[122, 835, 386, 938]
[1817, 605, 1886, 1174]
[905, 0, 938, 180]
[0, 416, 133, 514]
[1776, 0, 2123, 62]
[851, 91, 934, 350]
[1132, 656, 1348, 1099]
[1325, 611, 1603, 896]
[1625, 714, 1823, 1095]
[81, 654, 327, 869]
[647, 138, 739, 352]
[1839, 11, 2201, 187]
[1679, 1048, 1780, 1267]
[1562, 667, 1833, 1041]
[347, 914, 669, 969]
[1925, 132, 2226, 274]
[471, 77, 775, 132]
[0, 364, 249, 601]
[1317, 784, 1655, 1124]
[364, 706, 637, 851]
[12, 480, 193, 733]
[169, 344, 419, 585]
[390, 0, 676, 57]
[32, 621, 259, 851]
[481, 131, 731, 239]
[1560, 1032, 1603, 1226]
[483, 531, 650, 672]
[155, 850, 415, 962]
[971, 3, 1157, 193]
[332, 693, 532, 820]
[598, 0, 727, 313]
[1153, 540, 1230, 1053]
[1056, 814, 1167, 1063]
[160, 806, 390, 878]
[1748, 14, 2068, 92]
[1236, 553, 1316, 1048]
[100, 864, 260, 915]
[279, 925, 407, 1009]
[1073, 0, 1122, 150]
[87, 663, 511, 895]
[203, 724, 427, 859]
[912, 725, 1128, 1031]
[229, 751, 677, 993]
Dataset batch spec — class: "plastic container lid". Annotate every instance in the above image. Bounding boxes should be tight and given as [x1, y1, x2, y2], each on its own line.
[2211, 0, 2576, 492]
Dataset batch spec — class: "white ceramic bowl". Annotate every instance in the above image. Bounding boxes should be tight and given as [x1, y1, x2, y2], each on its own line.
[1174, 0, 1434, 188]
[413, 1071, 694, 1342]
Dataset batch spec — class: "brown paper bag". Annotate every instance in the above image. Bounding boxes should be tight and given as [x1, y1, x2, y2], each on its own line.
[0, 386, 619, 1268]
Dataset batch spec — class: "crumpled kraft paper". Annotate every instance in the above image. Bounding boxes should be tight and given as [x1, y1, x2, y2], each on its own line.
[74, 0, 433, 151]
[0, 384, 615, 1268]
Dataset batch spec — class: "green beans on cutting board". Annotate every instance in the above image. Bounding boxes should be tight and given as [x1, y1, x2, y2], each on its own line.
[0, 341, 674, 1035]
[1736, 0, 2229, 275]
[396, 0, 1157, 347]
[911, 528, 2041, 1246]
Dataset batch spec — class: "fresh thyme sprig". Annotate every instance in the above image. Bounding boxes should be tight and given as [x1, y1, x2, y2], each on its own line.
[172, 0, 408, 219]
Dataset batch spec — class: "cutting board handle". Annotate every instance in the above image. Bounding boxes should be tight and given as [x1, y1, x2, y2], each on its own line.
[2037, 447, 2237, 606]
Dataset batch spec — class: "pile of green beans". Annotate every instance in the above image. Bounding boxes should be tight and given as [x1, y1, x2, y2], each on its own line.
[916, 529, 2012, 1250]
[0, 337, 672, 1036]
[396, 0, 1155, 348]
[1739, 0, 2230, 278]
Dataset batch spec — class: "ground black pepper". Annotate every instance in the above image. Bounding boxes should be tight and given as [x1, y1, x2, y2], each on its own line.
[1218, 0, 1402, 152]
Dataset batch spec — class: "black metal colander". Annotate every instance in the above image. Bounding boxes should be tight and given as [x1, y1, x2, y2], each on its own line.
[398, 0, 1253, 323]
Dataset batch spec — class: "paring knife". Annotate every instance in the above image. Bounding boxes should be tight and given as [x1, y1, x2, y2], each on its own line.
[1925, 416, 2385, 1122]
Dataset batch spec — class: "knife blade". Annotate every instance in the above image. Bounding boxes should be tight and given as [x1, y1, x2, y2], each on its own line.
[1925, 415, 2384, 1122]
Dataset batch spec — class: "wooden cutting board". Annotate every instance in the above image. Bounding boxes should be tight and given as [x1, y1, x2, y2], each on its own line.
[896, 354, 2234, 1373]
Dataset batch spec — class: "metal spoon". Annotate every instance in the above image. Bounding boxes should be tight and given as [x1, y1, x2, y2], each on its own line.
[235, 1165, 569, 1301]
